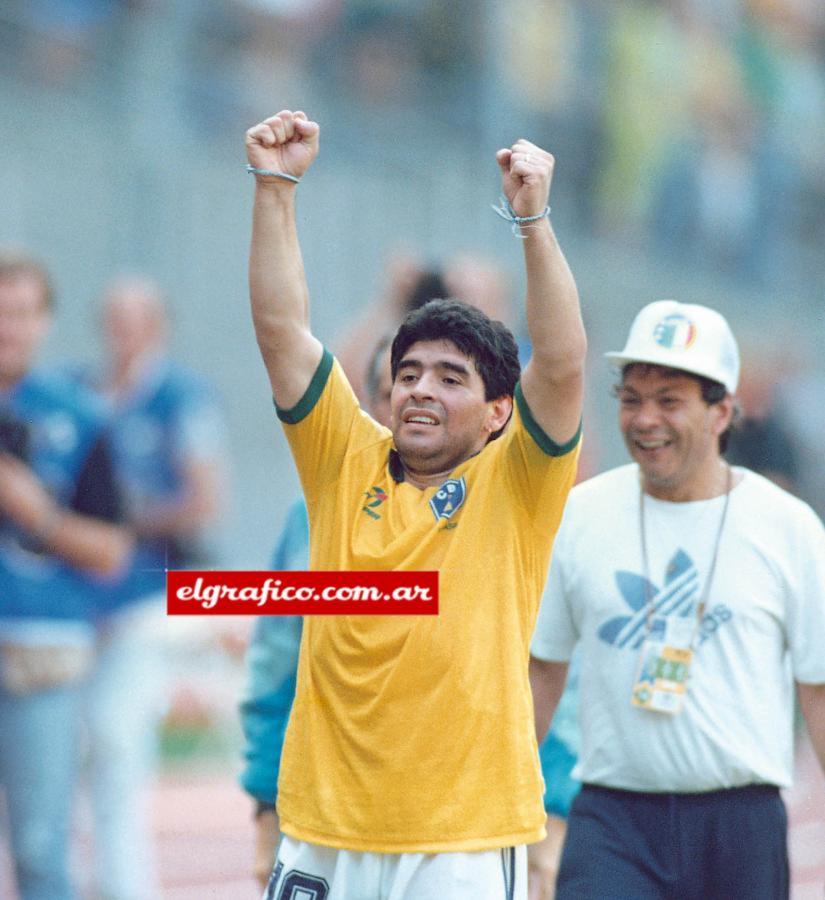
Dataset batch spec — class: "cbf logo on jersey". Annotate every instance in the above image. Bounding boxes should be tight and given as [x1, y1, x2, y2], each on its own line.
[430, 476, 466, 521]
[653, 313, 696, 351]
[598, 549, 732, 650]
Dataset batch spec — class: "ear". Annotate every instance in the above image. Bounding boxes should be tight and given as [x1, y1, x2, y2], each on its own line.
[486, 395, 513, 434]
[710, 395, 735, 437]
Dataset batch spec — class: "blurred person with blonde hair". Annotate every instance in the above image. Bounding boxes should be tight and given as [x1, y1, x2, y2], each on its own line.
[71, 275, 227, 900]
[0, 249, 132, 900]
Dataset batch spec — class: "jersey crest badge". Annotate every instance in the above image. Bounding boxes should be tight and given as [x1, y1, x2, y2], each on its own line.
[430, 476, 466, 521]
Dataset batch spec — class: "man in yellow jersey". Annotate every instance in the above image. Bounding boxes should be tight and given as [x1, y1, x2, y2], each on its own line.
[245, 109, 586, 900]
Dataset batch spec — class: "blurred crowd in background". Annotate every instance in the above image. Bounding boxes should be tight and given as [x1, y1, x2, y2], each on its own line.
[3, 0, 820, 573]
[2, 0, 825, 289]
[1, 0, 824, 896]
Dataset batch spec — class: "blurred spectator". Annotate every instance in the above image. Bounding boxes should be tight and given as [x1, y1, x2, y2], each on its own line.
[337, 250, 525, 399]
[185, 0, 335, 132]
[340, 6, 422, 108]
[443, 252, 513, 323]
[0, 249, 132, 900]
[18, 0, 127, 86]
[500, 0, 579, 120]
[499, 0, 607, 227]
[690, 6, 788, 282]
[329, 2, 478, 111]
[726, 345, 800, 493]
[4, 0, 824, 293]
[596, 0, 692, 238]
[334, 252, 450, 402]
[71, 276, 227, 900]
[776, 352, 825, 521]
[740, 0, 825, 265]
[588, 0, 825, 284]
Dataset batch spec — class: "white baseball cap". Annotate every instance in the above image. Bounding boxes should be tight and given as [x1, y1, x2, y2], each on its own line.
[605, 300, 740, 394]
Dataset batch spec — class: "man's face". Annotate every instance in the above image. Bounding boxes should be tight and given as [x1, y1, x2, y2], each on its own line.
[101, 284, 165, 365]
[617, 365, 732, 500]
[0, 275, 50, 389]
[390, 339, 509, 476]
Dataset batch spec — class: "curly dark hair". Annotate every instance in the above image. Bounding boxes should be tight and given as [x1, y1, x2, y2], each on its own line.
[391, 297, 521, 400]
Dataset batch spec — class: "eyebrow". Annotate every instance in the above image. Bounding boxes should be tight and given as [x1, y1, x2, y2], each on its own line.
[616, 384, 687, 397]
[397, 357, 472, 377]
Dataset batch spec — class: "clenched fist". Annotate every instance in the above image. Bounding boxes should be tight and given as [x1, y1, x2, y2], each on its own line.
[245, 110, 320, 184]
[495, 140, 555, 219]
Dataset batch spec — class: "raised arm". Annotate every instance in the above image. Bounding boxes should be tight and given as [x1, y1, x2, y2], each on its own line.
[496, 142, 586, 445]
[246, 110, 324, 408]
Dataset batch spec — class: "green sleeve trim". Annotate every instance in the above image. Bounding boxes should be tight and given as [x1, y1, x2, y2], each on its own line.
[274, 347, 334, 424]
[514, 381, 582, 457]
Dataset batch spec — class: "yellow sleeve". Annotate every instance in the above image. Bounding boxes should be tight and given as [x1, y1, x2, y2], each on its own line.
[499, 381, 582, 536]
[276, 350, 387, 509]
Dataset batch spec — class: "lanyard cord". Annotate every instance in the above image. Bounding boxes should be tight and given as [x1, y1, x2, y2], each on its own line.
[639, 465, 732, 643]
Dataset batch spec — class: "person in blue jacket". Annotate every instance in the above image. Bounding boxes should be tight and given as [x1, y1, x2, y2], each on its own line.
[0, 249, 133, 900]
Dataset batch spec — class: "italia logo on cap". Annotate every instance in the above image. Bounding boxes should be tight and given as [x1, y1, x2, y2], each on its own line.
[653, 313, 696, 351]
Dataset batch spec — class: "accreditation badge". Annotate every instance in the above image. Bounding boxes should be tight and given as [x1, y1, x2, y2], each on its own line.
[631, 616, 695, 715]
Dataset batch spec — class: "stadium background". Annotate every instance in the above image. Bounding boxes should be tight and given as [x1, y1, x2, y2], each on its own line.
[1, 1, 824, 896]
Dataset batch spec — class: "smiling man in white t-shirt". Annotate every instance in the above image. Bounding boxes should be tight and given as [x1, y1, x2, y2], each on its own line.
[530, 299, 825, 900]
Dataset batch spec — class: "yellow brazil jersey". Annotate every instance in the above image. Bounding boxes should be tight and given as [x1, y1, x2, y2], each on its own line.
[276, 350, 580, 853]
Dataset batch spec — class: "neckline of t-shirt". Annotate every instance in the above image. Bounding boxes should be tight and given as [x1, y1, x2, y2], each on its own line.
[639, 465, 748, 509]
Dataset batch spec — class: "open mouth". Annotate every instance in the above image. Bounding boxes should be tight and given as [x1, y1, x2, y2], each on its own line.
[402, 409, 440, 426]
[635, 438, 670, 450]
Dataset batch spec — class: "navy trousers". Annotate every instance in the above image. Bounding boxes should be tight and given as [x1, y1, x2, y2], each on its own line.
[556, 783, 789, 900]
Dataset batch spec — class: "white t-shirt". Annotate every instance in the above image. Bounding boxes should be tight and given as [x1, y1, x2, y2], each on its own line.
[532, 464, 825, 792]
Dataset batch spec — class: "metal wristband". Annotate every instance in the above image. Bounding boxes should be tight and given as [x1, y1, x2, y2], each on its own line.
[245, 164, 300, 184]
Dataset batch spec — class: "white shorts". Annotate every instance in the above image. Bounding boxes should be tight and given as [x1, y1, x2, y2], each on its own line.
[264, 834, 527, 900]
